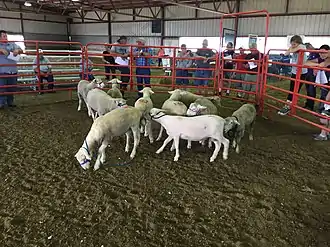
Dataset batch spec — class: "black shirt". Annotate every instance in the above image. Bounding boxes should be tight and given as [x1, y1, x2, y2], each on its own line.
[244, 52, 263, 73]
[103, 51, 115, 64]
[223, 50, 235, 69]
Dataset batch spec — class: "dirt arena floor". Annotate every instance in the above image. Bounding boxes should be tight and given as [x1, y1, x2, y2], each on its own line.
[0, 90, 329, 247]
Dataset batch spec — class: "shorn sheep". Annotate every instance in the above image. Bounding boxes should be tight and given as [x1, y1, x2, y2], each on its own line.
[149, 108, 230, 162]
[86, 88, 127, 120]
[107, 78, 123, 98]
[156, 90, 188, 142]
[223, 103, 257, 154]
[134, 87, 155, 143]
[77, 78, 105, 116]
[74, 106, 143, 171]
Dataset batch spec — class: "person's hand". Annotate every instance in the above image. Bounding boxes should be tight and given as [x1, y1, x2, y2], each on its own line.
[313, 69, 319, 76]
[319, 62, 326, 68]
[0, 49, 9, 56]
[13, 49, 20, 56]
[204, 58, 208, 63]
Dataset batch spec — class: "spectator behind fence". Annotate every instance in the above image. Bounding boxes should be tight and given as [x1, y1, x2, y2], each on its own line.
[241, 43, 262, 100]
[176, 44, 192, 86]
[33, 49, 55, 94]
[279, 53, 291, 77]
[111, 36, 130, 97]
[234, 47, 247, 98]
[278, 35, 308, 116]
[79, 56, 95, 81]
[194, 39, 216, 88]
[223, 42, 235, 96]
[158, 48, 164, 67]
[102, 45, 116, 80]
[133, 38, 152, 98]
[304, 45, 330, 141]
[0, 30, 23, 109]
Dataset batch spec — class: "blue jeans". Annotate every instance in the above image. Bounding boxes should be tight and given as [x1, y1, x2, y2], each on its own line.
[117, 66, 130, 91]
[0, 74, 18, 106]
[36, 73, 54, 91]
[80, 73, 95, 81]
[176, 69, 189, 85]
[136, 68, 151, 97]
[319, 86, 329, 113]
[194, 69, 211, 86]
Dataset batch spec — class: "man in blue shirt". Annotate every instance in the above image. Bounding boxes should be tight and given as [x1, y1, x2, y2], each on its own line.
[0, 30, 23, 109]
[33, 49, 55, 94]
[133, 38, 152, 98]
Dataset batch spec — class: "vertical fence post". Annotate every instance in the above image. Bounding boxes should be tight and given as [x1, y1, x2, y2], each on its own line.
[130, 45, 133, 92]
[291, 50, 304, 115]
[36, 42, 41, 94]
[171, 48, 176, 90]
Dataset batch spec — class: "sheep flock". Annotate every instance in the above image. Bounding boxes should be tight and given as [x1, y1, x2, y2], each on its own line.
[74, 78, 257, 171]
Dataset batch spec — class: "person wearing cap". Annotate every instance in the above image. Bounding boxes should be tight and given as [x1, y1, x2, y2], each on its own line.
[110, 36, 130, 97]
[133, 38, 152, 98]
[0, 30, 23, 109]
[33, 49, 55, 94]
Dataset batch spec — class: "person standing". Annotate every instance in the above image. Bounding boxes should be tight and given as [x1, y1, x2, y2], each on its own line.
[176, 44, 192, 86]
[33, 49, 55, 94]
[222, 42, 235, 95]
[233, 47, 247, 98]
[133, 38, 152, 98]
[110, 36, 130, 97]
[0, 30, 23, 109]
[102, 45, 116, 80]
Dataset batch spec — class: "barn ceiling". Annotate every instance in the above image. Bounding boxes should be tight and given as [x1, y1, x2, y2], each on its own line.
[1, 0, 238, 20]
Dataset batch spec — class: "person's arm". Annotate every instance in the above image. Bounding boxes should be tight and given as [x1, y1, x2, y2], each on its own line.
[44, 57, 52, 72]
[32, 57, 38, 72]
[102, 52, 109, 64]
[12, 43, 23, 55]
[186, 54, 193, 68]
[304, 59, 320, 67]
[285, 44, 305, 55]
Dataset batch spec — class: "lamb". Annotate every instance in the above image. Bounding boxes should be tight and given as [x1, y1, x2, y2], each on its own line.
[77, 78, 105, 116]
[134, 87, 155, 143]
[107, 78, 123, 98]
[74, 106, 143, 171]
[223, 103, 257, 154]
[155, 90, 188, 142]
[86, 88, 127, 120]
[149, 108, 230, 162]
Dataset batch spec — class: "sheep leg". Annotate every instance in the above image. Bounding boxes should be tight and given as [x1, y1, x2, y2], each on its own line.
[221, 137, 230, 160]
[156, 125, 164, 141]
[249, 120, 255, 141]
[94, 141, 108, 171]
[125, 132, 130, 153]
[170, 141, 175, 151]
[147, 120, 154, 144]
[210, 139, 221, 162]
[77, 94, 82, 111]
[130, 126, 141, 159]
[173, 136, 180, 162]
[86, 102, 93, 117]
[187, 140, 192, 149]
[208, 138, 213, 149]
[235, 130, 244, 154]
[156, 136, 173, 154]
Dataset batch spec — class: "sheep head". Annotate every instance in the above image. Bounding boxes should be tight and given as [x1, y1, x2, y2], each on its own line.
[168, 89, 182, 100]
[139, 87, 154, 97]
[92, 78, 105, 88]
[75, 147, 92, 170]
[224, 116, 240, 133]
[149, 108, 166, 119]
[109, 78, 122, 85]
[114, 98, 127, 108]
[186, 103, 207, 116]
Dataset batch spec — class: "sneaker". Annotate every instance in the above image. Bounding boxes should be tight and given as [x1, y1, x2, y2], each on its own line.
[314, 134, 328, 141]
[237, 93, 242, 98]
[321, 109, 330, 117]
[278, 105, 290, 116]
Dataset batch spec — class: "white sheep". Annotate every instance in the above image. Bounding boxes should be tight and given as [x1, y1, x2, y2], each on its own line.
[149, 108, 230, 162]
[107, 78, 123, 98]
[77, 78, 105, 116]
[86, 88, 127, 120]
[223, 103, 257, 154]
[134, 87, 155, 143]
[156, 90, 188, 142]
[74, 106, 143, 171]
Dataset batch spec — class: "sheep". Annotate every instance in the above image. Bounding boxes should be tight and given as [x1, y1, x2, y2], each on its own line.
[149, 108, 230, 162]
[107, 78, 123, 98]
[186, 97, 218, 116]
[223, 103, 257, 154]
[74, 106, 143, 171]
[155, 90, 188, 142]
[134, 87, 155, 143]
[86, 88, 127, 120]
[77, 78, 105, 116]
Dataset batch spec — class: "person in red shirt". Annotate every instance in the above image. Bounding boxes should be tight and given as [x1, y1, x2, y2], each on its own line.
[233, 47, 247, 97]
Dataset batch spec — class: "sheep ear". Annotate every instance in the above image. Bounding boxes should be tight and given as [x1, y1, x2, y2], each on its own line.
[138, 89, 143, 93]
[234, 119, 240, 125]
[150, 89, 155, 94]
[199, 105, 207, 109]
[168, 90, 175, 94]
[180, 91, 187, 95]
